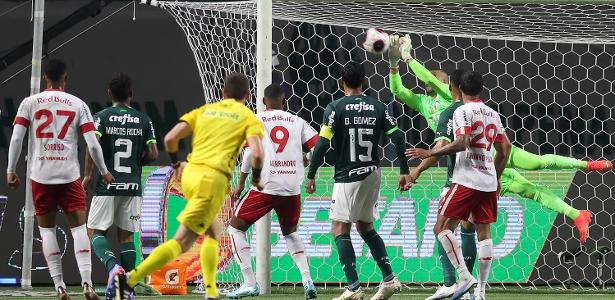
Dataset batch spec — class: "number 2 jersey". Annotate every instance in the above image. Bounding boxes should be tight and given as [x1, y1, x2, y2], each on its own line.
[13, 89, 96, 184]
[241, 110, 318, 196]
[452, 100, 506, 192]
[93, 105, 156, 196]
[320, 94, 400, 183]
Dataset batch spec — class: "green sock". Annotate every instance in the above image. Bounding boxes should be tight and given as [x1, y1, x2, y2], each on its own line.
[334, 234, 359, 291]
[460, 227, 477, 274]
[120, 242, 137, 271]
[91, 234, 118, 272]
[507, 145, 586, 171]
[360, 230, 394, 282]
[437, 240, 456, 287]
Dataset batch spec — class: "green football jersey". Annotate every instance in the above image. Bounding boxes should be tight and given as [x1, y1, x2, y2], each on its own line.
[93, 105, 156, 196]
[322, 94, 399, 183]
[434, 100, 463, 188]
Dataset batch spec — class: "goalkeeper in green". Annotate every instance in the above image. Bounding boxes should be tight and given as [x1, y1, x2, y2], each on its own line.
[388, 35, 607, 299]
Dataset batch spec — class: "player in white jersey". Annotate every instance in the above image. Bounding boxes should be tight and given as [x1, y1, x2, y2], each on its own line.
[6, 59, 113, 300]
[408, 71, 512, 300]
[227, 84, 318, 300]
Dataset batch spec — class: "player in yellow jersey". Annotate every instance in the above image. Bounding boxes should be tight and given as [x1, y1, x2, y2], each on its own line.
[115, 73, 265, 300]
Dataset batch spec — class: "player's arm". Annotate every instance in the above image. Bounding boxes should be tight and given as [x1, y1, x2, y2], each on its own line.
[409, 139, 448, 182]
[407, 108, 454, 181]
[381, 106, 411, 191]
[493, 120, 512, 180]
[306, 103, 335, 193]
[246, 136, 264, 190]
[232, 147, 252, 200]
[141, 118, 159, 165]
[80, 106, 113, 184]
[82, 137, 96, 189]
[6, 123, 28, 189]
[164, 121, 192, 167]
[398, 35, 451, 100]
[407, 108, 470, 159]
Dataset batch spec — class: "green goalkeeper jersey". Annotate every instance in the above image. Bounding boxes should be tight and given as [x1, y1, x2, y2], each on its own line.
[389, 59, 453, 133]
[93, 105, 157, 196]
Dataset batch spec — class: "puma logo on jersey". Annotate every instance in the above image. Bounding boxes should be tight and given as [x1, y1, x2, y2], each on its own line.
[107, 182, 139, 190]
[109, 114, 140, 125]
[345, 102, 374, 112]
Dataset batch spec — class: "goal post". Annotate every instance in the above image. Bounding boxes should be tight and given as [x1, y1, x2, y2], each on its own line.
[22, 0, 45, 289]
[143, 0, 614, 289]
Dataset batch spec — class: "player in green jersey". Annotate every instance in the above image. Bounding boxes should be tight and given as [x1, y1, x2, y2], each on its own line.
[307, 62, 411, 300]
[82, 73, 159, 299]
[388, 35, 599, 243]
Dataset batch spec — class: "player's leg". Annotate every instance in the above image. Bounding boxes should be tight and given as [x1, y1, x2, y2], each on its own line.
[61, 180, 97, 300]
[201, 220, 222, 298]
[460, 221, 477, 274]
[330, 181, 362, 300]
[122, 165, 228, 299]
[87, 196, 121, 288]
[507, 144, 612, 172]
[227, 190, 275, 298]
[468, 190, 498, 300]
[427, 189, 457, 300]
[276, 194, 316, 299]
[435, 184, 476, 300]
[501, 169, 591, 243]
[32, 180, 67, 297]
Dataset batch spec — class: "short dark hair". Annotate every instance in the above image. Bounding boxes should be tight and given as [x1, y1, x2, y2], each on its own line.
[341, 61, 365, 89]
[223, 73, 250, 100]
[450, 69, 466, 88]
[264, 84, 284, 100]
[44, 59, 67, 82]
[459, 71, 483, 96]
[108, 73, 132, 101]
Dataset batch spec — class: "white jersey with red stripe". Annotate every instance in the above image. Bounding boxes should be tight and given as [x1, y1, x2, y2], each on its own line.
[242, 109, 318, 196]
[451, 100, 506, 192]
[14, 89, 96, 184]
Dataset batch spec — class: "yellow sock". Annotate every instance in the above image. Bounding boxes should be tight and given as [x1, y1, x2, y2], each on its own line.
[200, 237, 219, 297]
[128, 239, 182, 287]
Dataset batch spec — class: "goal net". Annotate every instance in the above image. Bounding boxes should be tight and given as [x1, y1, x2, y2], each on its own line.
[143, 0, 615, 289]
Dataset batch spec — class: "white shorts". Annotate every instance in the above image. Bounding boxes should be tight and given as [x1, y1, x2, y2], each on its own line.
[329, 168, 381, 223]
[87, 196, 141, 232]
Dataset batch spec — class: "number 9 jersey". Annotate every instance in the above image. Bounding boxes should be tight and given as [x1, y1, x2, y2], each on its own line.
[13, 89, 97, 184]
[451, 100, 506, 192]
[92, 105, 156, 196]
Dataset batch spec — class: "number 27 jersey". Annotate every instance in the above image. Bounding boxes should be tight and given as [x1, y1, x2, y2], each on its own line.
[452, 100, 506, 192]
[13, 89, 96, 184]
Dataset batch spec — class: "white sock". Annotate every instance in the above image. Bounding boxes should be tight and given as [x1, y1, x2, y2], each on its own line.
[477, 239, 493, 292]
[70, 224, 92, 287]
[284, 232, 312, 285]
[228, 225, 256, 286]
[437, 230, 471, 279]
[39, 226, 65, 290]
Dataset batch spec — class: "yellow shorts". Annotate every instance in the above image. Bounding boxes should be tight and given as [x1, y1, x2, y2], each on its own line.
[178, 163, 230, 235]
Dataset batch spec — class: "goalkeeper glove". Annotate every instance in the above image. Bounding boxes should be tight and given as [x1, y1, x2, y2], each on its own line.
[388, 34, 404, 68]
[400, 34, 414, 62]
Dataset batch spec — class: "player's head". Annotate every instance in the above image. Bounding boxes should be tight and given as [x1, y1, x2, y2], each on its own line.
[340, 61, 365, 91]
[223, 73, 251, 103]
[459, 70, 484, 98]
[449, 69, 466, 100]
[263, 84, 285, 110]
[43, 59, 68, 88]
[426, 69, 449, 94]
[107, 73, 133, 103]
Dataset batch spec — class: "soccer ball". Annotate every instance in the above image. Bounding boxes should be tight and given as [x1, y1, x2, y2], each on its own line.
[363, 28, 390, 54]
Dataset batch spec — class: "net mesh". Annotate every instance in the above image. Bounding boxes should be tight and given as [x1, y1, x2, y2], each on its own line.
[148, 0, 615, 289]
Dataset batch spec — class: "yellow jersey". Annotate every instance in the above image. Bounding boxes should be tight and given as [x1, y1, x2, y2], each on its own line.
[180, 99, 264, 177]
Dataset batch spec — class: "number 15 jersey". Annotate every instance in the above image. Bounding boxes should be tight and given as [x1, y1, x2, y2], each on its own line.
[452, 100, 506, 192]
[13, 89, 96, 184]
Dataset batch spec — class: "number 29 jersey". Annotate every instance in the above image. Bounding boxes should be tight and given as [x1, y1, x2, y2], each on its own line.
[93, 105, 156, 196]
[452, 100, 506, 192]
[320, 95, 399, 183]
[13, 89, 96, 184]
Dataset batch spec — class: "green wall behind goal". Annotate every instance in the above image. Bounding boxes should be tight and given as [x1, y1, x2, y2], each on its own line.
[139, 166, 575, 283]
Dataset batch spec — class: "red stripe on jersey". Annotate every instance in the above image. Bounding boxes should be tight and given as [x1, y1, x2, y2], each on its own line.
[80, 122, 96, 133]
[13, 116, 30, 127]
[304, 134, 319, 150]
[494, 133, 505, 142]
[455, 126, 472, 136]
